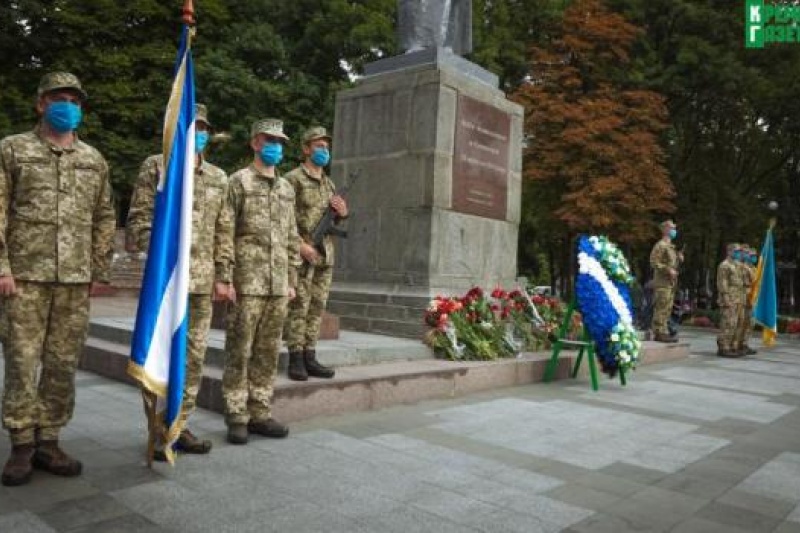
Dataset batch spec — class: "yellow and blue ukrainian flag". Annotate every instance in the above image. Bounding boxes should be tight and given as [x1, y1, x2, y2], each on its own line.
[751, 225, 778, 347]
[128, 23, 195, 464]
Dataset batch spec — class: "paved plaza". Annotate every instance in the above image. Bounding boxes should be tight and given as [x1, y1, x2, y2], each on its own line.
[2, 329, 800, 532]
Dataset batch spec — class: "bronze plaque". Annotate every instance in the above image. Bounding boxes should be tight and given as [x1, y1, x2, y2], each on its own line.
[452, 94, 511, 220]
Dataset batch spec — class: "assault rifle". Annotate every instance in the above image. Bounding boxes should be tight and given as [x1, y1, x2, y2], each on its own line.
[310, 169, 361, 256]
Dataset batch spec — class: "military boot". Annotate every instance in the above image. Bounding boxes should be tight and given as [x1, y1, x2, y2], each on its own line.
[153, 429, 212, 462]
[227, 424, 248, 445]
[1, 444, 35, 486]
[32, 441, 82, 477]
[288, 350, 308, 381]
[247, 418, 289, 439]
[304, 349, 335, 379]
[744, 345, 758, 355]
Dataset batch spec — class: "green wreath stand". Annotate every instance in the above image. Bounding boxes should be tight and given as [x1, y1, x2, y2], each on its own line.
[543, 297, 626, 391]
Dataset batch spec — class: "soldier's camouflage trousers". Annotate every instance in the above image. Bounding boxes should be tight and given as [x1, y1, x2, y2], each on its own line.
[181, 294, 213, 425]
[717, 303, 742, 350]
[284, 263, 333, 351]
[650, 287, 674, 336]
[222, 295, 288, 425]
[733, 304, 753, 349]
[2, 281, 90, 445]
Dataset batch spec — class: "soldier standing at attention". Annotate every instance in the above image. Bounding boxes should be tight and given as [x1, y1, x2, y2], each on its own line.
[717, 244, 744, 358]
[733, 244, 758, 356]
[126, 104, 234, 460]
[649, 220, 680, 343]
[223, 119, 300, 445]
[0, 72, 117, 486]
[284, 127, 348, 381]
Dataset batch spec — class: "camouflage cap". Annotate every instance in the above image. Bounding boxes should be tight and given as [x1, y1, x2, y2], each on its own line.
[195, 103, 212, 128]
[37, 71, 88, 101]
[302, 126, 331, 145]
[250, 118, 289, 141]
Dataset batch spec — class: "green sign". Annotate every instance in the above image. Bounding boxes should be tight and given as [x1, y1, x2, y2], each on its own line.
[746, 0, 800, 48]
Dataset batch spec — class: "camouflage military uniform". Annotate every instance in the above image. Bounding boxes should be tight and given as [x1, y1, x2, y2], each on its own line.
[126, 153, 233, 424]
[222, 164, 299, 425]
[0, 127, 116, 446]
[733, 255, 756, 353]
[649, 238, 679, 338]
[284, 164, 337, 352]
[717, 252, 744, 354]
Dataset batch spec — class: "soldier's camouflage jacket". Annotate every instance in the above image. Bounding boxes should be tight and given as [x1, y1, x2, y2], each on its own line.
[650, 239, 679, 289]
[717, 258, 744, 307]
[229, 165, 300, 296]
[283, 165, 337, 266]
[126, 154, 233, 294]
[0, 128, 116, 283]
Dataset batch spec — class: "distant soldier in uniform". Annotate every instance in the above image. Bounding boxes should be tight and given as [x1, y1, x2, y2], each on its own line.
[649, 220, 680, 342]
[284, 127, 348, 381]
[126, 104, 234, 460]
[0, 72, 117, 486]
[223, 119, 300, 444]
[734, 244, 758, 355]
[717, 244, 744, 358]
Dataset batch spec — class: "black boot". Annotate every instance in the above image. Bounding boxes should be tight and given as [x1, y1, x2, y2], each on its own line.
[304, 349, 335, 379]
[288, 350, 308, 381]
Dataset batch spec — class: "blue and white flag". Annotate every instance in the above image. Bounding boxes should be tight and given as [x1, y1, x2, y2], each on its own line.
[128, 24, 195, 464]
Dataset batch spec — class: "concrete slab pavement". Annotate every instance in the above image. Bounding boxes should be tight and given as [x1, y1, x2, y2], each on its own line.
[1, 327, 800, 532]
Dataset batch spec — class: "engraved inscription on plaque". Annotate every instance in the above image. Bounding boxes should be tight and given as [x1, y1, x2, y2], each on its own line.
[452, 94, 511, 220]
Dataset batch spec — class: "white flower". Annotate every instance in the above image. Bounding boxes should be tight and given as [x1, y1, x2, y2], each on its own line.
[610, 334, 620, 342]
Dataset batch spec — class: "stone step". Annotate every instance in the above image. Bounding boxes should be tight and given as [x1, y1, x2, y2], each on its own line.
[80, 336, 691, 424]
[88, 317, 433, 371]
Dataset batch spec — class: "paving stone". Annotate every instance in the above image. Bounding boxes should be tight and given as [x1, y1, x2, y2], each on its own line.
[716, 488, 798, 520]
[789, 502, 800, 523]
[0, 511, 57, 533]
[37, 493, 132, 531]
[695, 501, 781, 532]
[428, 398, 717, 473]
[655, 471, 738, 499]
[357, 505, 481, 533]
[65, 513, 167, 533]
[543, 483, 622, 511]
[669, 517, 752, 533]
[735, 452, 800, 502]
[773, 521, 800, 533]
[653, 367, 800, 396]
[575, 380, 794, 423]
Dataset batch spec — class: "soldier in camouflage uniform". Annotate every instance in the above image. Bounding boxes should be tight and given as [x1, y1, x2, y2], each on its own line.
[0, 73, 116, 486]
[223, 118, 300, 444]
[649, 220, 681, 343]
[284, 126, 348, 381]
[126, 104, 234, 460]
[717, 243, 745, 358]
[733, 244, 758, 355]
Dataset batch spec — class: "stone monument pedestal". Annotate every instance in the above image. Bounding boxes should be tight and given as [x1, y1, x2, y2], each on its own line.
[328, 50, 524, 338]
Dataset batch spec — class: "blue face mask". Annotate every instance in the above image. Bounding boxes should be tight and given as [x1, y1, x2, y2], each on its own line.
[259, 142, 283, 166]
[45, 101, 82, 133]
[668, 228, 677, 240]
[310, 147, 330, 167]
[749, 255, 757, 265]
[733, 251, 741, 261]
[195, 131, 209, 153]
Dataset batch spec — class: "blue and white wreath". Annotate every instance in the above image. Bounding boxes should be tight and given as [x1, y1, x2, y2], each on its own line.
[576, 235, 640, 376]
